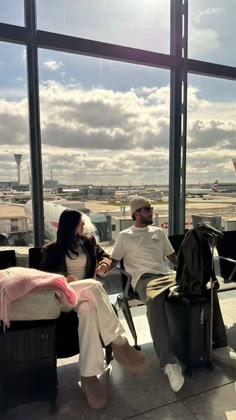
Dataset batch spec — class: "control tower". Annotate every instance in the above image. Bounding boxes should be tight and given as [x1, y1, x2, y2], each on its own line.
[14, 154, 22, 186]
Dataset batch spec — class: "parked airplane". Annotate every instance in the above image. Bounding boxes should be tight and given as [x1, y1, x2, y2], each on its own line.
[204, 159, 236, 198]
[186, 180, 218, 197]
[232, 158, 236, 172]
[208, 188, 236, 198]
[25, 200, 100, 242]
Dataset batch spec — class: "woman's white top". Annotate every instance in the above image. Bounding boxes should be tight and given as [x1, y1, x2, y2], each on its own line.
[65, 245, 87, 280]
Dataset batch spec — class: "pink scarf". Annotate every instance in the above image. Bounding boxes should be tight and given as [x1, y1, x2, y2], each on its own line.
[0, 266, 77, 327]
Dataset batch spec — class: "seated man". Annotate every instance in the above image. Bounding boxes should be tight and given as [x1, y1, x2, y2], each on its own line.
[110, 196, 184, 392]
[110, 196, 234, 392]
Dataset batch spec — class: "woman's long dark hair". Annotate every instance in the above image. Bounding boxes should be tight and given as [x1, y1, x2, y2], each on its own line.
[56, 209, 82, 257]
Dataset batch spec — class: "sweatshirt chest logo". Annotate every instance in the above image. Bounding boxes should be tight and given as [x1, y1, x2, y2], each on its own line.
[151, 234, 160, 243]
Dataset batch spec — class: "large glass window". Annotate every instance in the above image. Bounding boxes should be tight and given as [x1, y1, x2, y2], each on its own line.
[189, 0, 236, 66]
[1, 1, 235, 244]
[38, 49, 170, 241]
[186, 74, 236, 231]
[0, 0, 24, 26]
[0, 42, 32, 247]
[37, 0, 170, 54]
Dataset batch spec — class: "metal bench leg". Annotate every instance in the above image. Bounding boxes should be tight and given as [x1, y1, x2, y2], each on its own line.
[228, 264, 236, 282]
[117, 295, 141, 350]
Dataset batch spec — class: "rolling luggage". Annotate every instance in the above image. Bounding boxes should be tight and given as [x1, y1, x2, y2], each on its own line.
[165, 226, 222, 375]
[0, 319, 57, 415]
[166, 294, 213, 374]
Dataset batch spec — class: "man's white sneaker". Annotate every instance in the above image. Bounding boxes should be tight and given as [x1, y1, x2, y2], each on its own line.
[212, 346, 236, 368]
[164, 363, 184, 392]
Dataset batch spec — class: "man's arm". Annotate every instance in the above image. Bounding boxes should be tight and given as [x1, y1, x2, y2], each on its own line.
[166, 252, 178, 267]
[109, 232, 125, 271]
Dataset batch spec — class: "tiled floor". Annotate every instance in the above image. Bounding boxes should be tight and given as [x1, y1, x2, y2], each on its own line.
[4, 290, 236, 420]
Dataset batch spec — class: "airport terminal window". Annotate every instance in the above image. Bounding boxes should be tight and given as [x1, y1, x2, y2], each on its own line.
[1, 1, 236, 248]
[36, 0, 170, 54]
[38, 49, 170, 242]
[0, 42, 32, 247]
[188, 0, 236, 66]
[186, 74, 236, 231]
[0, 0, 24, 26]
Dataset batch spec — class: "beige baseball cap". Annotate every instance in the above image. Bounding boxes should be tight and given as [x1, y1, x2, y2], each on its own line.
[130, 196, 151, 213]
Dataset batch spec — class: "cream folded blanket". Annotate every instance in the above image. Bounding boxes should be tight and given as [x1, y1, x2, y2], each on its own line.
[0, 266, 77, 328]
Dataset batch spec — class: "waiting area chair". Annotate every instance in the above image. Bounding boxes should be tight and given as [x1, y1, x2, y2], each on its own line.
[0, 249, 57, 413]
[116, 260, 143, 350]
[216, 230, 236, 290]
[0, 247, 113, 413]
[28, 246, 113, 362]
[0, 249, 16, 269]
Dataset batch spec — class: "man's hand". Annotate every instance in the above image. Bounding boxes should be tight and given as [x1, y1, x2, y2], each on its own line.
[167, 253, 178, 267]
[110, 258, 120, 271]
[96, 263, 109, 275]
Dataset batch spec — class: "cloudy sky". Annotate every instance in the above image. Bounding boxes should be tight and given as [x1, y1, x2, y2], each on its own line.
[0, 0, 236, 186]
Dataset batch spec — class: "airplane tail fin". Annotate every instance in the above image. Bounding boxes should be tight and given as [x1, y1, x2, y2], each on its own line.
[232, 158, 236, 172]
[210, 179, 219, 192]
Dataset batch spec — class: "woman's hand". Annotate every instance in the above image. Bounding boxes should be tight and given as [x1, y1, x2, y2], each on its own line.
[96, 263, 109, 275]
[66, 274, 78, 283]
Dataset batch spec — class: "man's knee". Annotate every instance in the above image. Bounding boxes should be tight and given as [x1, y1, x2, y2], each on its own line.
[145, 294, 168, 324]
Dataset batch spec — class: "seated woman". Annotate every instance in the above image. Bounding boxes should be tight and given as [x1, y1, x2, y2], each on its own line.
[40, 209, 148, 410]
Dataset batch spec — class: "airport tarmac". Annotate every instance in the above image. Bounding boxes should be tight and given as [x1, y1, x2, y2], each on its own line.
[1, 196, 235, 216]
[0, 197, 235, 225]
[85, 198, 236, 215]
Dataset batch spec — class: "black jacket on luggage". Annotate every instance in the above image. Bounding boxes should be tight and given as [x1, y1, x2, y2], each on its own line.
[175, 224, 223, 295]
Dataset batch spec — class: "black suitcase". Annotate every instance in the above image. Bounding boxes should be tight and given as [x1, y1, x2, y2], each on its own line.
[165, 228, 222, 375]
[166, 295, 213, 374]
[0, 319, 58, 415]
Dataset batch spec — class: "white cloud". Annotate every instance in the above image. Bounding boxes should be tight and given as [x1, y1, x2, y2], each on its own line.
[189, 119, 236, 149]
[0, 81, 236, 184]
[38, 82, 170, 151]
[189, 27, 220, 57]
[195, 8, 222, 24]
[188, 3, 224, 59]
[44, 60, 63, 71]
